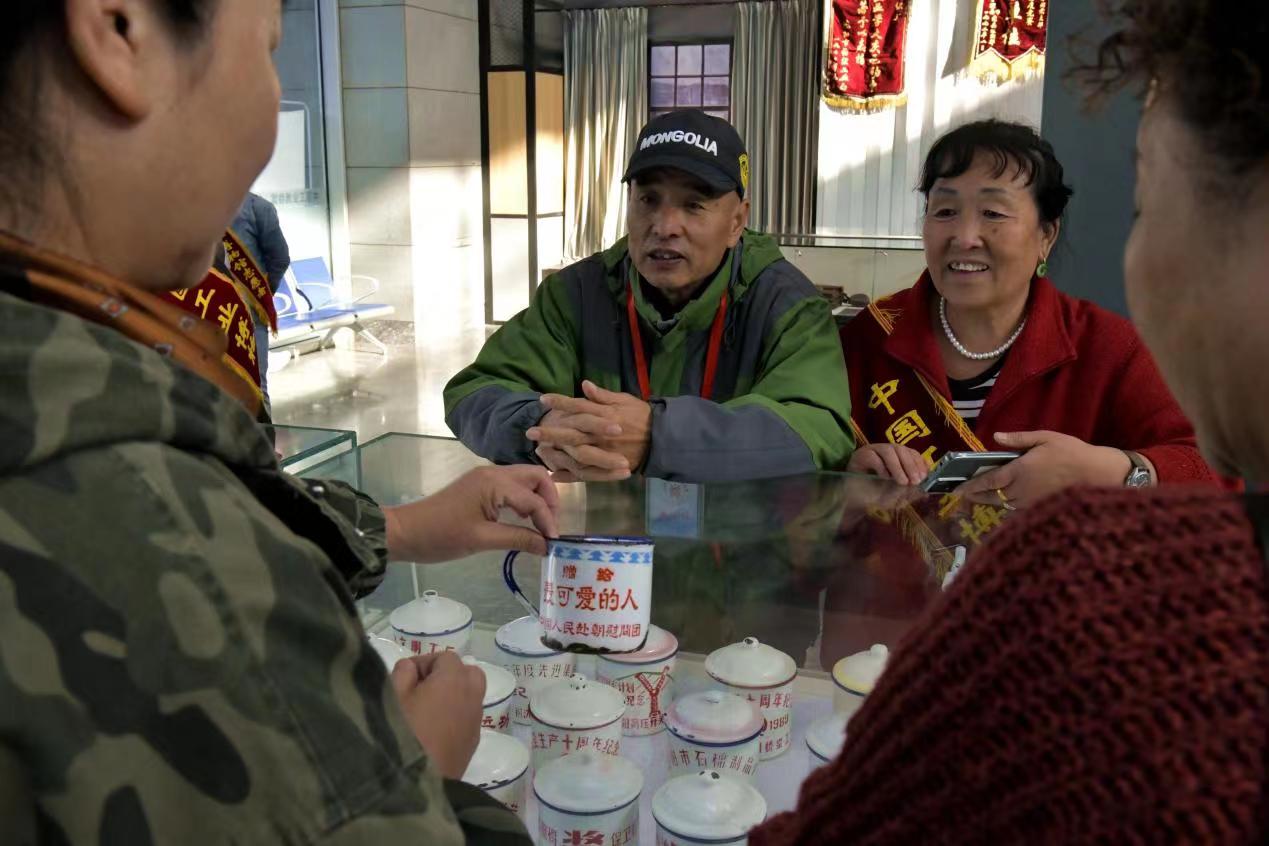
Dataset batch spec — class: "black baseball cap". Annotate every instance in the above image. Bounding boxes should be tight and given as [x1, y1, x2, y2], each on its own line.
[622, 110, 750, 199]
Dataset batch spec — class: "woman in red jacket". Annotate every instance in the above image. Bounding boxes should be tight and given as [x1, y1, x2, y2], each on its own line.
[843, 120, 1217, 508]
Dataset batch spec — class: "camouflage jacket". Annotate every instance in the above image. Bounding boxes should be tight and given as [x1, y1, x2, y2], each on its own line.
[0, 279, 530, 844]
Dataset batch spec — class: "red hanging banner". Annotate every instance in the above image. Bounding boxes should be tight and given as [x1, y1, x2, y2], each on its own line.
[967, 0, 1049, 84]
[823, 0, 913, 113]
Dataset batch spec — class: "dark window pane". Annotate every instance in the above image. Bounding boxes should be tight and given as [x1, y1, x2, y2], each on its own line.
[704, 44, 730, 76]
[703, 76, 730, 107]
[677, 44, 703, 76]
[676, 77, 703, 107]
[705, 110, 730, 121]
[651, 78, 676, 108]
[651, 45, 676, 76]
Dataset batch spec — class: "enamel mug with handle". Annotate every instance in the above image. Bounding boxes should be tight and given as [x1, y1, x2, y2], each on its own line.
[503, 535, 653, 654]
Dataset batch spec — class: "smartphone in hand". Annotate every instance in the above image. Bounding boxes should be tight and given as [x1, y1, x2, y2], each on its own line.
[920, 451, 1020, 494]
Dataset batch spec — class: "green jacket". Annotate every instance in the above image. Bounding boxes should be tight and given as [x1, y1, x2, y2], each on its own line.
[0, 274, 528, 844]
[445, 231, 855, 481]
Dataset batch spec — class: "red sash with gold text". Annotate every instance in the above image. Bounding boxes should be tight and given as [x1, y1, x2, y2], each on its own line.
[164, 268, 262, 398]
[851, 299, 1012, 574]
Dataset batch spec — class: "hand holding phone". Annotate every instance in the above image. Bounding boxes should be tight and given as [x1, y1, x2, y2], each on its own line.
[920, 451, 1021, 494]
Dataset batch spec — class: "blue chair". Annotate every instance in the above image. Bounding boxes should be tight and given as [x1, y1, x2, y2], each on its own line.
[268, 257, 395, 355]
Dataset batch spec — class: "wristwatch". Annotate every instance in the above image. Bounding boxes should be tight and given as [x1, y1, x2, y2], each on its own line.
[1123, 451, 1152, 488]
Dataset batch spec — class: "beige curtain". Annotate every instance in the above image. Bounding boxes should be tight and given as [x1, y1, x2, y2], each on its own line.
[732, 0, 820, 234]
[563, 8, 648, 258]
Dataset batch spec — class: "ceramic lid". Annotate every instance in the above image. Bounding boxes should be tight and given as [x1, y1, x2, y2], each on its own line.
[652, 771, 767, 840]
[495, 615, 563, 658]
[832, 644, 890, 697]
[529, 674, 625, 729]
[462, 656, 516, 707]
[665, 690, 764, 745]
[705, 637, 797, 689]
[806, 710, 850, 762]
[533, 750, 643, 814]
[597, 625, 678, 665]
[388, 590, 472, 637]
[462, 729, 530, 789]
[368, 636, 409, 669]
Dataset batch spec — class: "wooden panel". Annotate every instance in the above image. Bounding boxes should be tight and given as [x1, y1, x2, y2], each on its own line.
[535, 72, 565, 216]
[489, 71, 527, 216]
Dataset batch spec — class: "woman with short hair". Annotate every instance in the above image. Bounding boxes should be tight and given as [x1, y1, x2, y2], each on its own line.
[843, 119, 1218, 508]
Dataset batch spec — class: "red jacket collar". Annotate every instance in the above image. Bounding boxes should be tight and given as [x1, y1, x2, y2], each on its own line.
[882, 272, 1078, 402]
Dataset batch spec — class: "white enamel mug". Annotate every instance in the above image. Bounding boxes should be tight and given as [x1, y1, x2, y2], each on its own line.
[596, 625, 678, 736]
[389, 590, 473, 656]
[652, 771, 767, 846]
[806, 710, 850, 772]
[705, 638, 798, 760]
[534, 751, 641, 846]
[503, 535, 653, 654]
[665, 690, 765, 782]
[494, 616, 577, 725]
[462, 729, 530, 820]
[462, 656, 516, 733]
[529, 674, 625, 770]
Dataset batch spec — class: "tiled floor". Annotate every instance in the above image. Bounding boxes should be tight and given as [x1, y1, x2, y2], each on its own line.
[267, 325, 490, 443]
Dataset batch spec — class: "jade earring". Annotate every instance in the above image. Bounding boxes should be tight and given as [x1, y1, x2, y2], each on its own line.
[1036, 258, 1049, 277]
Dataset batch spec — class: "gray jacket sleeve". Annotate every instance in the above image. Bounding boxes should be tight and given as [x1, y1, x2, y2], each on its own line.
[643, 396, 815, 482]
[445, 386, 549, 466]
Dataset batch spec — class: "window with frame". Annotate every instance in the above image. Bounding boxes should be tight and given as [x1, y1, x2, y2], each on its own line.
[649, 43, 731, 121]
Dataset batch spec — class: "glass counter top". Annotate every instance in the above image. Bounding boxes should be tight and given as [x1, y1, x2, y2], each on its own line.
[267, 423, 360, 487]
[355, 433, 1014, 673]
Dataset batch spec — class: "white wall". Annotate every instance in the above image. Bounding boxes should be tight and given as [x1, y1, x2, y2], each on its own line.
[816, 0, 1043, 237]
[340, 0, 484, 337]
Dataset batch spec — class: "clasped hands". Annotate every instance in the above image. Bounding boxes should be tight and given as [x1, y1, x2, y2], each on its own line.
[526, 380, 653, 483]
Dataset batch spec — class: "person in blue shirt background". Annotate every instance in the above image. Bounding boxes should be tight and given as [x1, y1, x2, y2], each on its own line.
[231, 191, 290, 409]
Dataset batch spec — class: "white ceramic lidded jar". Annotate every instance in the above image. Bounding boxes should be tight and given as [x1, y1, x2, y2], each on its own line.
[664, 690, 765, 782]
[462, 656, 516, 733]
[705, 637, 798, 760]
[495, 615, 577, 725]
[367, 635, 410, 669]
[831, 643, 889, 716]
[596, 625, 679, 736]
[652, 770, 767, 846]
[529, 674, 626, 770]
[461, 729, 530, 820]
[805, 710, 850, 771]
[534, 750, 642, 846]
[389, 590, 473, 656]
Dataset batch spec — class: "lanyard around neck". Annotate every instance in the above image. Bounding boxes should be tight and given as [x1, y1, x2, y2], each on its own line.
[626, 280, 728, 402]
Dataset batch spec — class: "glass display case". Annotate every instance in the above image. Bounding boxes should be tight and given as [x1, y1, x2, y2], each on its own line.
[346, 433, 1016, 842]
[267, 423, 360, 487]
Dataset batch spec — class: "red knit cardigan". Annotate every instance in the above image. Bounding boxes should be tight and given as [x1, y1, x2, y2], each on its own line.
[752, 486, 1269, 844]
[841, 274, 1218, 483]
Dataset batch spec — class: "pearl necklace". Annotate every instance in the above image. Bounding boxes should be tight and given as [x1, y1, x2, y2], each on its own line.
[939, 296, 1027, 361]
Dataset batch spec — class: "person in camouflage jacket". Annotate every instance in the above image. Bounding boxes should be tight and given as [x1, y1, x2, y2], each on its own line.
[0, 1, 550, 843]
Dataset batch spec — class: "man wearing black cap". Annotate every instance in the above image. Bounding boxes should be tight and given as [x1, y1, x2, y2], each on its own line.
[444, 111, 854, 482]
